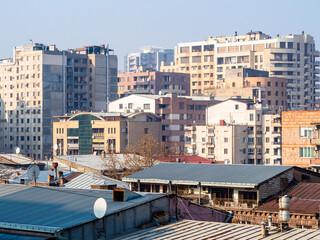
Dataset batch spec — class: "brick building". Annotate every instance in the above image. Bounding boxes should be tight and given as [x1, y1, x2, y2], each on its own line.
[282, 111, 320, 167]
[117, 71, 190, 98]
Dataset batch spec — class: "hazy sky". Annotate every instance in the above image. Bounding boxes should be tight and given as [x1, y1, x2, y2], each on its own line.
[1, 0, 320, 71]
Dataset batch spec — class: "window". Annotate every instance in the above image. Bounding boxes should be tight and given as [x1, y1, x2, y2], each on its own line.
[280, 42, 286, 48]
[179, 102, 184, 110]
[266, 137, 270, 143]
[235, 104, 239, 110]
[143, 104, 150, 110]
[249, 113, 254, 121]
[128, 103, 133, 109]
[224, 149, 228, 154]
[119, 104, 123, 109]
[224, 138, 228, 143]
[248, 137, 254, 143]
[300, 147, 314, 158]
[300, 127, 314, 138]
[248, 148, 254, 155]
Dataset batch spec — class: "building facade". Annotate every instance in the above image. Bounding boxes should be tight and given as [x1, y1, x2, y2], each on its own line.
[53, 112, 162, 155]
[124, 47, 174, 73]
[0, 43, 118, 160]
[117, 71, 190, 98]
[282, 111, 320, 167]
[161, 31, 319, 110]
[185, 99, 282, 165]
[108, 94, 216, 152]
[204, 68, 287, 112]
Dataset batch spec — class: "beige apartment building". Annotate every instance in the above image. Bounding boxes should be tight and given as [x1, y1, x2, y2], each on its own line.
[204, 68, 287, 113]
[0, 43, 118, 160]
[185, 99, 282, 165]
[161, 31, 319, 110]
[53, 112, 162, 155]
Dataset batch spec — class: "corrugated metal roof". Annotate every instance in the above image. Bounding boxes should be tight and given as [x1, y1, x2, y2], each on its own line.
[111, 219, 320, 240]
[258, 182, 320, 213]
[123, 163, 293, 187]
[63, 172, 129, 189]
[0, 233, 46, 240]
[0, 184, 165, 234]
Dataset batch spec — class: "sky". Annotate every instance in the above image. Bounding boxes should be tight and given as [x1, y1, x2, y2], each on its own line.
[1, 0, 320, 71]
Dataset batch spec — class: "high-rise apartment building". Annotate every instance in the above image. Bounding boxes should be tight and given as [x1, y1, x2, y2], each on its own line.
[185, 99, 282, 165]
[0, 43, 118, 160]
[161, 31, 319, 110]
[125, 47, 174, 73]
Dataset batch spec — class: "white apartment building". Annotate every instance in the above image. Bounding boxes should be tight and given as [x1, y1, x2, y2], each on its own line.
[185, 99, 282, 165]
[124, 46, 174, 73]
[161, 31, 319, 110]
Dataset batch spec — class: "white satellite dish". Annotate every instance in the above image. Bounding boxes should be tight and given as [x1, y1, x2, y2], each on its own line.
[93, 198, 107, 219]
[27, 164, 40, 181]
[14, 146, 20, 154]
[53, 144, 58, 151]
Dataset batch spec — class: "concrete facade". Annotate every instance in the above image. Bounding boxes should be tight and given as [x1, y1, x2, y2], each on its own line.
[108, 94, 216, 152]
[125, 46, 174, 73]
[204, 68, 287, 112]
[117, 71, 190, 97]
[0, 43, 118, 160]
[185, 99, 282, 165]
[161, 31, 319, 110]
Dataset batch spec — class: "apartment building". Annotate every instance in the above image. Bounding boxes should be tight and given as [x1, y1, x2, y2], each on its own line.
[282, 111, 320, 168]
[161, 31, 319, 110]
[117, 71, 190, 98]
[53, 112, 162, 155]
[185, 99, 282, 165]
[0, 43, 118, 160]
[125, 46, 174, 73]
[204, 68, 287, 112]
[108, 94, 216, 152]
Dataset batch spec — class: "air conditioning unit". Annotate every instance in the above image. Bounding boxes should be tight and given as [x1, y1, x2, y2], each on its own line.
[122, 129, 126, 133]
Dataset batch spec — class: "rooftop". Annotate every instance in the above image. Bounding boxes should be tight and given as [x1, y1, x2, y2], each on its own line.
[258, 182, 320, 214]
[122, 163, 293, 188]
[63, 172, 129, 189]
[0, 184, 165, 234]
[112, 219, 320, 240]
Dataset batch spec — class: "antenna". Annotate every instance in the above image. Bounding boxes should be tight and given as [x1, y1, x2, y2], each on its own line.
[93, 198, 107, 219]
[14, 146, 20, 154]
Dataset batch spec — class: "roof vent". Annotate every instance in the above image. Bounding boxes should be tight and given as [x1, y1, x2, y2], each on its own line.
[113, 188, 140, 202]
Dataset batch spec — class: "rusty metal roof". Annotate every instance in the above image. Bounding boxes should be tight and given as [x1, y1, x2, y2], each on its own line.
[258, 182, 320, 214]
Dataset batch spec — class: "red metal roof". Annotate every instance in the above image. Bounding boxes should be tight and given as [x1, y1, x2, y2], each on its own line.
[258, 182, 320, 214]
[64, 172, 83, 182]
[157, 156, 213, 164]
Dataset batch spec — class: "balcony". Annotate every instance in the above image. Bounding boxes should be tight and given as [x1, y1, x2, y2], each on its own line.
[67, 143, 79, 149]
[310, 138, 320, 145]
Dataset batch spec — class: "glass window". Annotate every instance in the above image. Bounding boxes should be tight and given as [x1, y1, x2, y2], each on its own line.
[300, 147, 314, 158]
[300, 127, 314, 138]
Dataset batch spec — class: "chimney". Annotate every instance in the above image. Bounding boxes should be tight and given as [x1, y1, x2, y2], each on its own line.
[302, 31, 305, 35]
[52, 162, 58, 180]
[58, 171, 63, 179]
[59, 177, 66, 186]
[47, 175, 54, 183]
[234, 31, 237, 36]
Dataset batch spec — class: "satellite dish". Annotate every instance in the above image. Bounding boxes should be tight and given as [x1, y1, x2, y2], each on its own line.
[14, 146, 20, 154]
[53, 144, 58, 151]
[93, 198, 107, 219]
[27, 164, 40, 180]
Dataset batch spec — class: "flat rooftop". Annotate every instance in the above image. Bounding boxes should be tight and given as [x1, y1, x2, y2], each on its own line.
[123, 163, 293, 188]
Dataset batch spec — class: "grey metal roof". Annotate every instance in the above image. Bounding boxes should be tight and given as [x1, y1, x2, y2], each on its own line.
[63, 172, 129, 189]
[111, 219, 320, 240]
[0, 184, 165, 234]
[122, 163, 293, 188]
